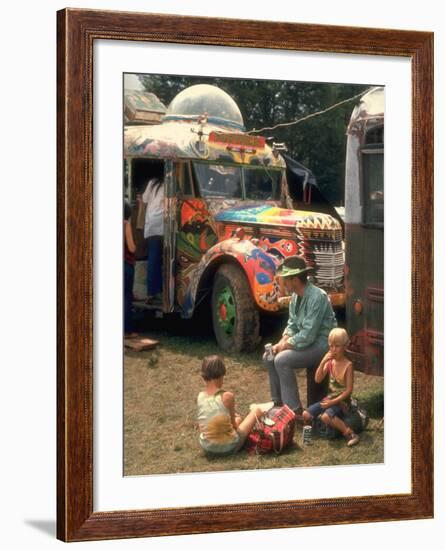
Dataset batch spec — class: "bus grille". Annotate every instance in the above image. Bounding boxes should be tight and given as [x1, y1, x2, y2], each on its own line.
[298, 229, 344, 290]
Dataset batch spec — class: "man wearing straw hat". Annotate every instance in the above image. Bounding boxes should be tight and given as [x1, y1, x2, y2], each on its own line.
[263, 256, 337, 415]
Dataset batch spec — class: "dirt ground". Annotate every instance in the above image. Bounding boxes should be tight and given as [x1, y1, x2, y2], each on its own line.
[124, 311, 384, 476]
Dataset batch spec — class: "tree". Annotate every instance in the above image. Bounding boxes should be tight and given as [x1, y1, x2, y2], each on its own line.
[138, 74, 368, 204]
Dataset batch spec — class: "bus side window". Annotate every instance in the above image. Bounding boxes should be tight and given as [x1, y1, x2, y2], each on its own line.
[362, 125, 384, 225]
[178, 162, 194, 197]
[362, 151, 384, 225]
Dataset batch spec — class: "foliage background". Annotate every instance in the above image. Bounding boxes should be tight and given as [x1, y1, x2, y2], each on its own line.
[139, 74, 369, 204]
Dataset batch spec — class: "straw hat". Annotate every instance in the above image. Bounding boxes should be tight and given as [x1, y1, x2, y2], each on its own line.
[276, 255, 314, 278]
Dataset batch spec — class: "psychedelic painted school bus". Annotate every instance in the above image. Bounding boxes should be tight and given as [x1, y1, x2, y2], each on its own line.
[344, 87, 384, 375]
[124, 84, 344, 351]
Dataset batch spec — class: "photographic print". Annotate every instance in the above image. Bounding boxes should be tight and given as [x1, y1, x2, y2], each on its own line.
[122, 73, 384, 476]
[57, 9, 433, 541]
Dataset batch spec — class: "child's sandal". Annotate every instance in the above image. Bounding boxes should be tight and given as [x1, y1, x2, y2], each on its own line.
[345, 431, 360, 447]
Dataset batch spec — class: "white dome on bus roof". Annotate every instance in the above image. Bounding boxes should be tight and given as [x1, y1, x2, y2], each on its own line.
[164, 84, 245, 130]
[360, 86, 384, 117]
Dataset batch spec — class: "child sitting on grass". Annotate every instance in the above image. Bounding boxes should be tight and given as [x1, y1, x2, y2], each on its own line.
[302, 328, 360, 447]
[197, 355, 263, 456]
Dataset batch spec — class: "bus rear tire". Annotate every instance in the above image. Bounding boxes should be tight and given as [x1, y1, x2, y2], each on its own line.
[211, 264, 260, 352]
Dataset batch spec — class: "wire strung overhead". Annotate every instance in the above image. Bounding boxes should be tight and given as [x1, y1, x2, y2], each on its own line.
[247, 86, 375, 135]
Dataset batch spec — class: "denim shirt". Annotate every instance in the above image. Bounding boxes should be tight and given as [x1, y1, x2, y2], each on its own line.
[283, 282, 337, 349]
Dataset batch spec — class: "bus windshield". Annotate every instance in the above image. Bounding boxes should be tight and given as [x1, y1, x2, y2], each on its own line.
[193, 163, 242, 198]
[193, 162, 282, 201]
[243, 168, 281, 200]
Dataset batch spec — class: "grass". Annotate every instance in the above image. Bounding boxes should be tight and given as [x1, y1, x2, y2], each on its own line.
[124, 312, 384, 476]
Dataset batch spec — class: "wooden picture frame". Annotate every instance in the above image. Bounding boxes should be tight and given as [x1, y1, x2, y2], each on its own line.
[57, 8, 433, 542]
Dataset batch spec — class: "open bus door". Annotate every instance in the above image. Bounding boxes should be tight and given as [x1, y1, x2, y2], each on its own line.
[125, 157, 176, 314]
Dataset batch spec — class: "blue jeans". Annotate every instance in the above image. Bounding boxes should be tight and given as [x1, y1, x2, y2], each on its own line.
[263, 342, 327, 411]
[147, 236, 163, 296]
[306, 401, 345, 419]
[124, 262, 135, 333]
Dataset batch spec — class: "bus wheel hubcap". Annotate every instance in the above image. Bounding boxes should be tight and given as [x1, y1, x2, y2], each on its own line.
[217, 287, 235, 336]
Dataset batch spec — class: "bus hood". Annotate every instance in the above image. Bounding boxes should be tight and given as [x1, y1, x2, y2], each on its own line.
[214, 203, 341, 231]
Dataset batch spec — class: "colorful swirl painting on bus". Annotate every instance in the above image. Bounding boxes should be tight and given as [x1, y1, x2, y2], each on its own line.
[175, 198, 344, 316]
[125, 121, 285, 168]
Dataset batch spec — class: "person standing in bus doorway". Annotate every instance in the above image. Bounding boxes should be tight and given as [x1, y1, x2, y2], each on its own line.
[263, 256, 337, 415]
[141, 175, 164, 304]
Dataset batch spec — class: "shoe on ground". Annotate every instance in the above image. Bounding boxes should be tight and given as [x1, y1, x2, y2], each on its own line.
[250, 401, 274, 413]
[345, 432, 360, 447]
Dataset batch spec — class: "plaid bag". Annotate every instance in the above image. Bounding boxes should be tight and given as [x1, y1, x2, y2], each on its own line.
[245, 405, 296, 455]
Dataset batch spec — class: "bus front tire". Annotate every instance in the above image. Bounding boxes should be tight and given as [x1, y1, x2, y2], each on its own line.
[211, 264, 260, 353]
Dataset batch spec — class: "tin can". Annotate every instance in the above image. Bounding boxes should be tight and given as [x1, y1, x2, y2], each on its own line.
[302, 425, 312, 445]
[264, 343, 274, 360]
